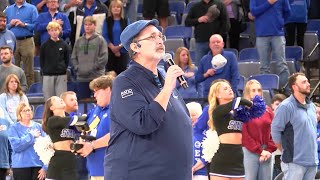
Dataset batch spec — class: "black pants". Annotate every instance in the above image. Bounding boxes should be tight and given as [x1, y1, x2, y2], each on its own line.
[285, 23, 307, 48]
[229, 18, 241, 50]
[47, 150, 77, 180]
[106, 50, 129, 75]
[0, 168, 7, 180]
[12, 167, 41, 180]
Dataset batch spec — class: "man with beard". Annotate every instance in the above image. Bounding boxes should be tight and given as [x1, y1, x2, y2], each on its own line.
[104, 19, 193, 180]
[0, 46, 27, 92]
[0, 12, 16, 52]
[271, 72, 318, 180]
[60, 91, 89, 180]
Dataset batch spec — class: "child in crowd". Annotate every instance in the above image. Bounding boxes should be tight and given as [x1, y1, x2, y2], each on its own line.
[40, 21, 69, 101]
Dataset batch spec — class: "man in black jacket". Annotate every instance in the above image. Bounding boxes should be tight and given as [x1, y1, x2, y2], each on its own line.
[185, 0, 229, 66]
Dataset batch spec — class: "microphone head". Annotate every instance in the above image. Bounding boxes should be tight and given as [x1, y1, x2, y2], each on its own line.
[163, 53, 173, 63]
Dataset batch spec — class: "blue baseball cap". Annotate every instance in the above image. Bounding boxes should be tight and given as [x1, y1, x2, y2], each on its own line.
[120, 19, 159, 51]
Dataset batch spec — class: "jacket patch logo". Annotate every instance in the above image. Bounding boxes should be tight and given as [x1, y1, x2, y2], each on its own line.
[121, 89, 133, 98]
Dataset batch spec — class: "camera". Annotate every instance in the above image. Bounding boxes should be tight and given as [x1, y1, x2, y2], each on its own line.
[70, 115, 96, 151]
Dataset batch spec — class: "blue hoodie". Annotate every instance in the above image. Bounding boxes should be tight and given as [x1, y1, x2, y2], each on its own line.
[285, 0, 309, 23]
[250, 0, 291, 36]
[7, 121, 47, 169]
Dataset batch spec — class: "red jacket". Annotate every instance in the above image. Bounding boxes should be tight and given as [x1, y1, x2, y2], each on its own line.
[242, 106, 277, 154]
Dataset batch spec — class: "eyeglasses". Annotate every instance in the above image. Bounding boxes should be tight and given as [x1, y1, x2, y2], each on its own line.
[136, 34, 166, 43]
[22, 109, 32, 113]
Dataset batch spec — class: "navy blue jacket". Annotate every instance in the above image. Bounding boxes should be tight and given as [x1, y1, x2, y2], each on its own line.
[104, 61, 193, 180]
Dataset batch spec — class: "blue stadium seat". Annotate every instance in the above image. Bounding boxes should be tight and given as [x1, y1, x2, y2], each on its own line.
[225, 48, 239, 59]
[239, 48, 259, 62]
[78, 103, 95, 114]
[34, 105, 44, 120]
[306, 19, 320, 33]
[185, 1, 197, 13]
[284, 46, 303, 72]
[248, 74, 279, 97]
[169, 1, 186, 24]
[26, 82, 43, 97]
[164, 25, 193, 47]
[34, 56, 40, 70]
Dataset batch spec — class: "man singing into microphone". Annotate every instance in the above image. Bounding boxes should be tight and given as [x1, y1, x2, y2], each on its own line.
[104, 19, 193, 180]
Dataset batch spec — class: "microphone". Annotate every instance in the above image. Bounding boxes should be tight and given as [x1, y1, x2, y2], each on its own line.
[163, 53, 189, 89]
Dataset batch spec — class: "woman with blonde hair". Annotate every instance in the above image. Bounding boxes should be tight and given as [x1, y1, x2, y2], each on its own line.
[7, 102, 46, 180]
[103, 0, 130, 75]
[206, 79, 253, 180]
[0, 74, 28, 124]
[242, 79, 276, 180]
[174, 47, 203, 99]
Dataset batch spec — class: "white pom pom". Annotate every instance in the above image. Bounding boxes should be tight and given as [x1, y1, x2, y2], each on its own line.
[202, 130, 220, 163]
[34, 136, 55, 165]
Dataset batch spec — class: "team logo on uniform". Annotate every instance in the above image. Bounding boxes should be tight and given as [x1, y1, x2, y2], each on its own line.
[121, 89, 133, 98]
[194, 141, 201, 148]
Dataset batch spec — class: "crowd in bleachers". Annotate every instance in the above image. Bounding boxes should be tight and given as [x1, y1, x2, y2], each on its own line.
[0, 0, 320, 179]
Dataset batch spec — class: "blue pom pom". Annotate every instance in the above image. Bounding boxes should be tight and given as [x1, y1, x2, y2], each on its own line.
[234, 106, 251, 123]
[249, 95, 266, 119]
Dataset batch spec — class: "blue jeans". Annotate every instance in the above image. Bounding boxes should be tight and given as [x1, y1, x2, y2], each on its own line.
[195, 42, 210, 66]
[256, 36, 290, 89]
[281, 162, 317, 180]
[125, 0, 138, 23]
[243, 147, 273, 180]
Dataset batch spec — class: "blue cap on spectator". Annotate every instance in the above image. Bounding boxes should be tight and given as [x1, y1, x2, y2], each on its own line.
[120, 19, 159, 51]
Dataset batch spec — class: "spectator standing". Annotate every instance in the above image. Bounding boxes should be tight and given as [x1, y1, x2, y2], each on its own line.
[77, 75, 113, 180]
[4, 0, 38, 86]
[142, 0, 169, 30]
[104, 19, 193, 180]
[242, 79, 276, 180]
[195, 34, 240, 98]
[284, 0, 309, 48]
[0, 46, 27, 93]
[123, 0, 138, 23]
[185, 0, 229, 65]
[0, 74, 28, 124]
[59, 0, 82, 47]
[271, 73, 318, 180]
[71, 16, 108, 82]
[0, 0, 9, 12]
[270, 93, 287, 179]
[250, 0, 291, 90]
[0, 107, 11, 180]
[103, 0, 130, 75]
[173, 47, 203, 100]
[35, 0, 71, 44]
[0, 12, 16, 52]
[40, 21, 69, 101]
[186, 102, 208, 180]
[75, 0, 108, 42]
[223, 0, 244, 50]
[7, 102, 46, 180]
